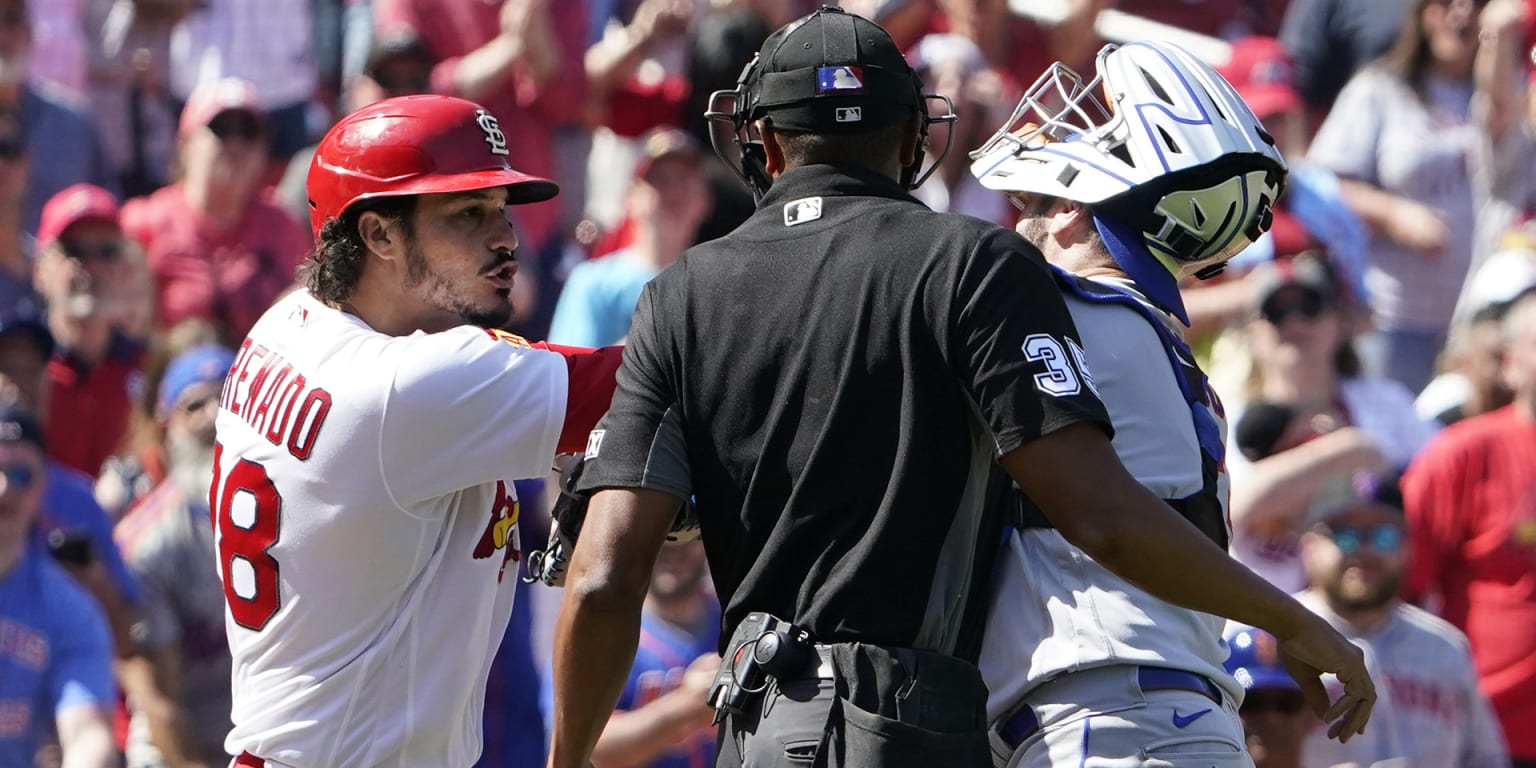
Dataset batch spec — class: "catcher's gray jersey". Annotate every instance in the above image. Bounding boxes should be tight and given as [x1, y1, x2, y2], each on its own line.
[979, 276, 1239, 722]
[1295, 591, 1509, 768]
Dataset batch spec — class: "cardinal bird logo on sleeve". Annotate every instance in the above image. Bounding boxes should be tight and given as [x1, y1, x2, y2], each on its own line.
[473, 480, 521, 580]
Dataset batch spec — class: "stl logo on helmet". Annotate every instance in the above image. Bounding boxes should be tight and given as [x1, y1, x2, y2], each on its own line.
[473, 480, 520, 581]
[475, 109, 509, 156]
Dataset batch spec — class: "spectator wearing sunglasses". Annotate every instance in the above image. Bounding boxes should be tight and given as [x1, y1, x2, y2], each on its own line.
[1220, 626, 1313, 768]
[34, 183, 152, 480]
[1226, 253, 1438, 593]
[0, 302, 145, 666]
[1295, 470, 1509, 768]
[120, 78, 310, 347]
[0, 400, 118, 768]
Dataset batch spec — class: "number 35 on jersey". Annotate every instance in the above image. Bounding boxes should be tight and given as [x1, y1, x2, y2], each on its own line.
[1023, 333, 1098, 399]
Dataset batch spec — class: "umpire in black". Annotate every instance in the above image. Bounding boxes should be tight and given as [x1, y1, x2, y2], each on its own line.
[546, 8, 1375, 768]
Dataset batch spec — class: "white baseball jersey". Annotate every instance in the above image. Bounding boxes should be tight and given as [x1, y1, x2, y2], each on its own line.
[979, 275, 1240, 723]
[212, 290, 568, 767]
[1295, 592, 1510, 768]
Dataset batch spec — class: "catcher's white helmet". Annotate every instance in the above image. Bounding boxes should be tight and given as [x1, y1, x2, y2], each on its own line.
[970, 40, 1287, 282]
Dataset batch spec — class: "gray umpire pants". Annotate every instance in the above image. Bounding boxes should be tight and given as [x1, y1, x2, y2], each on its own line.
[716, 642, 992, 768]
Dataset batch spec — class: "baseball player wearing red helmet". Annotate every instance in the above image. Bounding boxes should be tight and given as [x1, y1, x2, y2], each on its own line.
[212, 94, 622, 767]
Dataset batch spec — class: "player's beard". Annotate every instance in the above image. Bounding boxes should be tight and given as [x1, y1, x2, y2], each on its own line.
[1019, 215, 1049, 251]
[1014, 194, 1054, 251]
[402, 239, 513, 330]
[167, 429, 218, 505]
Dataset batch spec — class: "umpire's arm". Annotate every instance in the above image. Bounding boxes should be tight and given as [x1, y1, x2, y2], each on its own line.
[999, 423, 1376, 741]
[547, 487, 683, 768]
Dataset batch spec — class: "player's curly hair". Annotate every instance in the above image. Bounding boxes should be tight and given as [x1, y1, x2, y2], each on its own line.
[300, 197, 416, 305]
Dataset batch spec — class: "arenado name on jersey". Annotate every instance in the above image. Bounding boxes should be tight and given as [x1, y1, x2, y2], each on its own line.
[218, 336, 334, 462]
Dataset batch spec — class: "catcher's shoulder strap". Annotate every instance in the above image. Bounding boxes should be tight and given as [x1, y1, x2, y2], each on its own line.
[1011, 268, 1229, 550]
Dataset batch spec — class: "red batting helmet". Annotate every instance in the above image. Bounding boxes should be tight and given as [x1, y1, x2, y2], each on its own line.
[306, 95, 559, 238]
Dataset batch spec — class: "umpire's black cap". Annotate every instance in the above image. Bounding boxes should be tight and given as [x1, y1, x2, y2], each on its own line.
[744, 5, 923, 133]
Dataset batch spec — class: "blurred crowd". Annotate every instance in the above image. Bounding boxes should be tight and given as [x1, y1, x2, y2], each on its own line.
[1, 0, 1535, 767]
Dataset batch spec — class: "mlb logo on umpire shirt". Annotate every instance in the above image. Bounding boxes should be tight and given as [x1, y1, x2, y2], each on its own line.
[835, 107, 862, 123]
[784, 197, 823, 227]
[817, 66, 864, 93]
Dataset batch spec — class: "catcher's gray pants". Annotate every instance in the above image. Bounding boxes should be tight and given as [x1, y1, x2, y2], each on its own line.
[717, 643, 991, 768]
[989, 665, 1253, 768]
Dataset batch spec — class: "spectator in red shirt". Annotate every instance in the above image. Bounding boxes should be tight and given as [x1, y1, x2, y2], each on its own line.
[33, 183, 150, 480]
[120, 78, 310, 346]
[1403, 287, 1536, 768]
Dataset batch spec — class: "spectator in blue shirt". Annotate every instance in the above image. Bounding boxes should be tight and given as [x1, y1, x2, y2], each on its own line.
[0, 400, 116, 768]
[0, 308, 141, 654]
[548, 127, 711, 347]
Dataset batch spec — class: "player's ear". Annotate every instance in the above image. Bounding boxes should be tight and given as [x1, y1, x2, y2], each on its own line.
[1054, 200, 1095, 243]
[356, 210, 402, 262]
[760, 121, 787, 177]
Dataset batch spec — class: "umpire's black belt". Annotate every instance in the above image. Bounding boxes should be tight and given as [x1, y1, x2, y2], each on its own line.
[996, 666, 1223, 750]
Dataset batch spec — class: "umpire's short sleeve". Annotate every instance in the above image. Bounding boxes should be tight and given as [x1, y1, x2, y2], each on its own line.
[575, 283, 692, 502]
[950, 231, 1112, 455]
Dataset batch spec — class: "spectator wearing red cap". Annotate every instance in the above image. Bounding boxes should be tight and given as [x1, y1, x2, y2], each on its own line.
[549, 128, 710, 347]
[1221, 36, 1309, 157]
[34, 183, 153, 482]
[120, 78, 310, 346]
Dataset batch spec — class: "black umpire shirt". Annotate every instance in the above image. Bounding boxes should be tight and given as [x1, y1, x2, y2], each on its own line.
[578, 163, 1111, 661]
